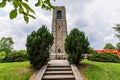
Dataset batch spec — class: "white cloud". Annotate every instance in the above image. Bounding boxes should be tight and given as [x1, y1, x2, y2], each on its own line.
[104, 34, 115, 42]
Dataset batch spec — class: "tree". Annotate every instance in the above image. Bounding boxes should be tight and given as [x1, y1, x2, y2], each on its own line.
[0, 37, 14, 54]
[113, 24, 120, 40]
[88, 47, 95, 54]
[116, 42, 120, 50]
[113, 24, 120, 50]
[65, 28, 90, 64]
[26, 25, 53, 69]
[103, 43, 115, 49]
[0, 51, 6, 60]
[0, 0, 56, 23]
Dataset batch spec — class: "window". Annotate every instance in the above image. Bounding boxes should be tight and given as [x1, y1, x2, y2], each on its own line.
[59, 25, 60, 29]
[58, 49, 61, 53]
[57, 10, 62, 19]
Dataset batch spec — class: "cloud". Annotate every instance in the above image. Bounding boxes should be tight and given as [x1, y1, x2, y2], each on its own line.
[104, 34, 115, 42]
[0, 0, 120, 50]
[0, 9, 7, 17]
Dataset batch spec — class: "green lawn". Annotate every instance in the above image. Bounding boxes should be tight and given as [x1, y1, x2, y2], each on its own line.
[0, 61, 34, 80]
[79, 59, 120, 80]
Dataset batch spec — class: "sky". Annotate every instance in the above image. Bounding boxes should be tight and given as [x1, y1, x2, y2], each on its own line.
[0, 0, 120, 50]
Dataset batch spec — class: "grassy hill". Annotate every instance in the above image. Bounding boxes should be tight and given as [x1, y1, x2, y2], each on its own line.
[0, 61, 34, 80]
[79, 59, 120, 80]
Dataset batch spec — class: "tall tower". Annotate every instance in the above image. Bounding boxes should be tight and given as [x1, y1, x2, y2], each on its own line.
[50, 6, 67, 59]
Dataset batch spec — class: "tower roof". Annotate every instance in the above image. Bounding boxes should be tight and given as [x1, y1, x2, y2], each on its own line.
[55, 6, 65, 9]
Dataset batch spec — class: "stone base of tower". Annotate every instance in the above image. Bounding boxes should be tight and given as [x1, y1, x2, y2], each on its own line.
[50, 53, 67, 60]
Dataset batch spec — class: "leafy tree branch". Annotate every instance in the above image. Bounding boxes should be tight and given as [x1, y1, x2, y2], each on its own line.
[0, 0, 56, 23]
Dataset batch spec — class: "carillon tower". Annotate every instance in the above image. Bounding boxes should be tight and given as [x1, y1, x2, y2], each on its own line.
[50, 6, 67, 59]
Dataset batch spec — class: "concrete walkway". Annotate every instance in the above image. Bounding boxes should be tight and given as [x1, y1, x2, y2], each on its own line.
[48, 60, 69, 66]
[35, 60, 83, 80]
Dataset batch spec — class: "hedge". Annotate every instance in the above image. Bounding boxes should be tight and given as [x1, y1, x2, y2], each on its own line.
[88, 52, 120, 63]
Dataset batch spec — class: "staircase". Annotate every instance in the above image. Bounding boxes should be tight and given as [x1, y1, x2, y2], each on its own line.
[42, 61, 75, 80]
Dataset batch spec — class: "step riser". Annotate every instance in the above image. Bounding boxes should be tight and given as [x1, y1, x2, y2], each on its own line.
[47, 68, 71, 69]
[46, 69, 71, 71]
[45, 73, 73, 75]
[47, 66, 70, 68]
[43, 78, 75, 80]
[45, 71, 73, 75]
[47, 67, 70, 68]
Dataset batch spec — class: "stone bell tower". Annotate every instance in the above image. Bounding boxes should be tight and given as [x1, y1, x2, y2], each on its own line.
[50, 6, 67, 59]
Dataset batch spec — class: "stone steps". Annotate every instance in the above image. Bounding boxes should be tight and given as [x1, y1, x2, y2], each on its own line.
[43, 75, 75, 80]
[45, 71, 73, 75]
[47, 65, 70, 67]
[42, 65, 75, 80]
[46, 67, 71, 71]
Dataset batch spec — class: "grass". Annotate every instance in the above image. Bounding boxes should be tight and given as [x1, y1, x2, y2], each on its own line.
[79, 59, 120, 80]
[0, 61, 34, 80]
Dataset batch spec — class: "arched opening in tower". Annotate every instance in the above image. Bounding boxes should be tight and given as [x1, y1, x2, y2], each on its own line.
[58, 49, 61, 53]
[57, 10, 62, 19]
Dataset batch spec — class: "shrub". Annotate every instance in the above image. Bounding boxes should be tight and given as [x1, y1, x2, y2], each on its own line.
[1, 50, 28, 62]
[88, 52, 120, 63]
[65, 28, 90, 64]
[26, 25, 54, 69]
